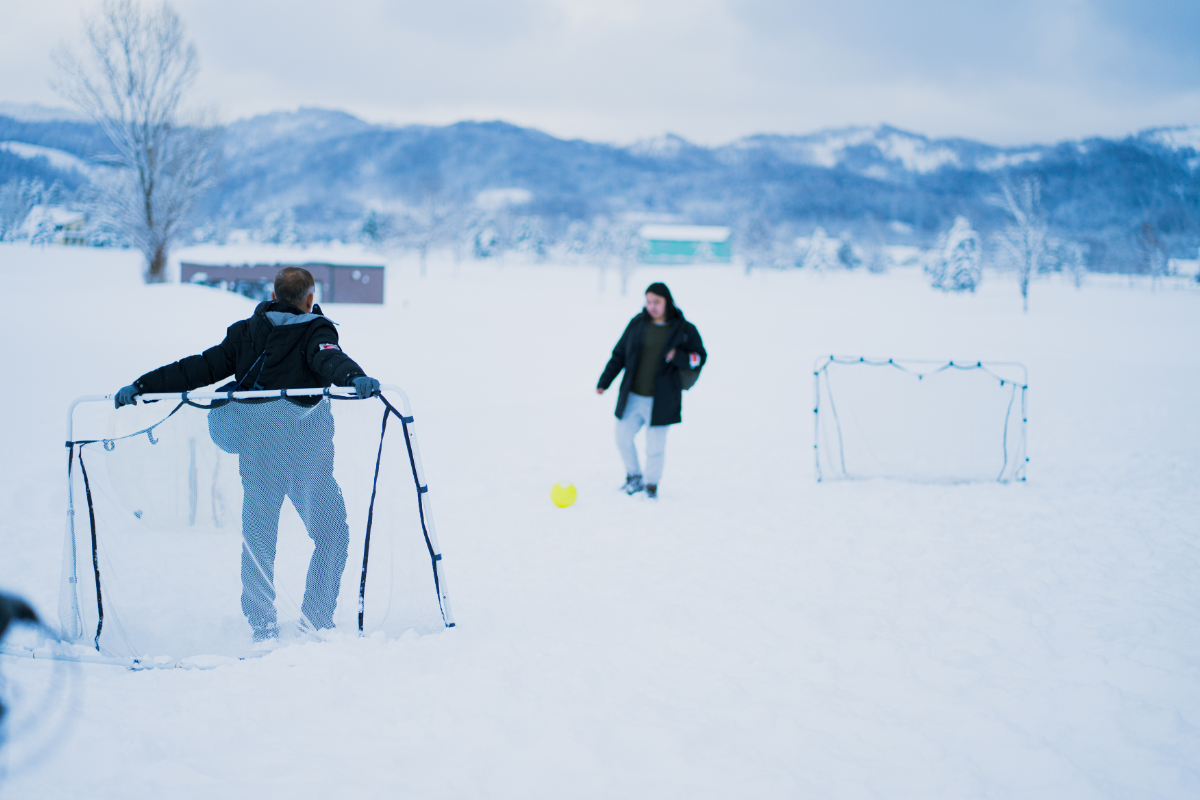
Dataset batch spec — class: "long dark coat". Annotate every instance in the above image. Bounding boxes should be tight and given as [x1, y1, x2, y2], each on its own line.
[597, 311, 707, 426]
[134, 301, 366, 395]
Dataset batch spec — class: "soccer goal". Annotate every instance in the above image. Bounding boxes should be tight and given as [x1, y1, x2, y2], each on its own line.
[57, 385, 454, 664]
[813, 356, 1027, 484]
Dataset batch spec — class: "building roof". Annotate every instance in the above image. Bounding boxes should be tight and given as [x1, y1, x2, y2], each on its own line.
[638, 224, 731, 243]
[21, 205, 86, 235]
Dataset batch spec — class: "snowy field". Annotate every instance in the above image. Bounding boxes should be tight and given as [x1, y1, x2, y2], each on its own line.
[1, 243, 1199, 798]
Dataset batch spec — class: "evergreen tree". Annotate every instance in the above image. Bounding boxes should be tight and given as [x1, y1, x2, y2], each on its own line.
[29, 211, 58, 246]
[837, 232, 861, 269]
[358, 210, 392, 245]
[928, 216, 981, 292]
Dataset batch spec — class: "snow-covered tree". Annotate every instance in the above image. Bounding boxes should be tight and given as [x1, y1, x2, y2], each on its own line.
[1137, 222, 1169, 285]
[741, 217, 806, 273]
[993, 176, 1047, 312]
[760, 239, 795, 272]
[559, 219, 591, 263]
[54, 0, 219, 282]
[403, 175, 455, 277]
[613, 222, 642, 295]
[29, 213, 59, 247]
[837, 232, 862, 269]
[357, 210, 394, 246]
[258, 208, 298, 245]
[473, 223, 500, 259]
[1042, 238, 1088, 288]
[927, 216, 982, 292]
[739, 216, 795, 273]
[509, 216, 547, 259]
[81, 214, 127, 248]
[203, 204, 236, 245]
[579, 216, 640, 293]
[800, 227, 837, 271]
[356, 197, 462, 275]
[0, 179, 46, 241]
[865, 244, 890, 273]
[858, 215, 890, 273]
[446, 206, 484, 267]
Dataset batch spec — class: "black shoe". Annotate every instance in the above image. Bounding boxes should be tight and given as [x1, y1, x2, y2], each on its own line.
[645, 484, 658, 499]
[621, 474, 644, 495]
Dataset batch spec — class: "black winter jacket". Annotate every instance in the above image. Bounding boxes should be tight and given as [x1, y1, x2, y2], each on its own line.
[597, 311, 707, 426]
[135, 301, 366, 397]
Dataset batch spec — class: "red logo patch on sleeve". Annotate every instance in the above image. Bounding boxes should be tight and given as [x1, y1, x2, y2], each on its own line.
[318, 343, 341, 351]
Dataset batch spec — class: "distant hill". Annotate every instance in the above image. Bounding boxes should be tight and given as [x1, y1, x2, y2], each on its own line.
[1, 107, 1197, 271]
[0, 102, 87, 123]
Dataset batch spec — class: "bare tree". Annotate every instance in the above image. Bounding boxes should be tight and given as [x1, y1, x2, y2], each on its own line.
[994, 176, 1047, 312]
[410, 175, 455, 278]
[1137, 221, 1169, 287]
[54, 0, 218, 282]
[1042, 237, 1088, 289]
[442, 205, 484, 276]
[739, 215, 790, 274]
[584, 217, 641, 294]
[859, 214, 891, 274]
[613, 221, 642, 295]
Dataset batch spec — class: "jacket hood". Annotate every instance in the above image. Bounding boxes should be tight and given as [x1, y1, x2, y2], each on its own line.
[254, 301, 335, 328]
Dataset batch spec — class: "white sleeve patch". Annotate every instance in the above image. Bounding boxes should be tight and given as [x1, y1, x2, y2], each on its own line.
[318, 343, 341, 351]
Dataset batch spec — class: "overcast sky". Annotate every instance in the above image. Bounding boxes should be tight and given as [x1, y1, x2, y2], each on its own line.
[2, 0, 1197, 146]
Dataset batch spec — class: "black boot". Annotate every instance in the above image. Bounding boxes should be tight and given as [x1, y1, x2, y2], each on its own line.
[645, 484, 658, 499]
[621, 474, 644, 495]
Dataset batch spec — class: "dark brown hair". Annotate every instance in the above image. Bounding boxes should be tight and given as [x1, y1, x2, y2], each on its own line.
[644, 281, 680, 319]
[274, 266, 315, 306]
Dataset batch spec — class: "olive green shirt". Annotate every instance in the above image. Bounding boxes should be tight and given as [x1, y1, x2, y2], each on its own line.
[631, 321, 670, 397]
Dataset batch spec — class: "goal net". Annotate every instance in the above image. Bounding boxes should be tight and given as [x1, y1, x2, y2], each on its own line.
[813, 357, 1027, 484]
[58, 387, 453, 663]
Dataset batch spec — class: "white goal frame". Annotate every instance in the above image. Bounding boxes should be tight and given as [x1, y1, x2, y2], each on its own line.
[21, 384, 455, 670]
[813, 356, 1028, 484]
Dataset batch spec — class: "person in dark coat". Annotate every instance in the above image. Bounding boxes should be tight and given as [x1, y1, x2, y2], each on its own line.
[112, 267, 381, 641]
[596, 282, 706, 498]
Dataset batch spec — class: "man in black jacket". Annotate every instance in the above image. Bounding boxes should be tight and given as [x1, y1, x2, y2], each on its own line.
[113, 267, 381, 641]
[597, 282, 706, 499]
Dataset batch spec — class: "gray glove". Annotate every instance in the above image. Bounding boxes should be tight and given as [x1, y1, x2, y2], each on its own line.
[115, 383, 141, 409]
[352, 376, 381, 399]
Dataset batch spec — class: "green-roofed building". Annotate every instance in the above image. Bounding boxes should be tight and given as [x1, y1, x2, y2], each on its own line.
[638, 224, 733, 264]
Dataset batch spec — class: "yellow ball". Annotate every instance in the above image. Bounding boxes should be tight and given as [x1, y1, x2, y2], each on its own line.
[550, 482, 577, 508]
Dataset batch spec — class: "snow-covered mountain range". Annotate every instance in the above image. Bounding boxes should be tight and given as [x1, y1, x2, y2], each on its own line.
[1, 104, 1198, 270]
[717, 126, 1045, 178]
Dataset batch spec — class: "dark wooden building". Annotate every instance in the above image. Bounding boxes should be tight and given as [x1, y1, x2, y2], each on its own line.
[181, 262, 385, 304]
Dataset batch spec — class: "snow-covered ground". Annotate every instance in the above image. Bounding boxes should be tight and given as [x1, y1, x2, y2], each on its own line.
[1, 244, 1198, 798]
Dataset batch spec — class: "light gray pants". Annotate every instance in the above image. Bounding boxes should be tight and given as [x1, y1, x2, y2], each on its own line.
[616, 394, 669, 485]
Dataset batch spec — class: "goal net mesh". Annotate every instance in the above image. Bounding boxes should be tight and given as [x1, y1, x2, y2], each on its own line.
[814, 357, 1027, 484]
[58, 393, 451, 661]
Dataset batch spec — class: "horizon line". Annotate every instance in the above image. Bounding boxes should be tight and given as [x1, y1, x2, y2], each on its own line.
[1, 100, 1194, 152]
